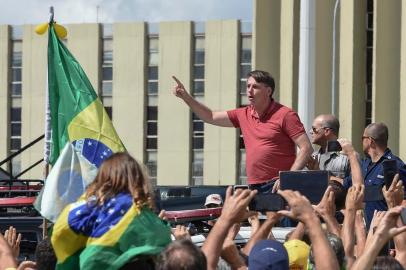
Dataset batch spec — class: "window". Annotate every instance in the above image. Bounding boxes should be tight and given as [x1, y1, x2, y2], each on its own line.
[191, 35, 205, 185]
[10, 40, 22, 175]
[239, 36, 252, 106]
[146, 35, 159, 185]
[238, 34, 252, 184]
[101, 36, 113, 118]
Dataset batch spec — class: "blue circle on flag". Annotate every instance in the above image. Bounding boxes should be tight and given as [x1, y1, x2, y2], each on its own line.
[72, 138, 113, 168]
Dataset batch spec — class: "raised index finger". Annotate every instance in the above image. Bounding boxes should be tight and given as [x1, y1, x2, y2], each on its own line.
[172, 76, 184, 88]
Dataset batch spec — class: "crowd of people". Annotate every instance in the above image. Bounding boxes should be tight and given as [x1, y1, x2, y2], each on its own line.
[0, 70, 406, 269]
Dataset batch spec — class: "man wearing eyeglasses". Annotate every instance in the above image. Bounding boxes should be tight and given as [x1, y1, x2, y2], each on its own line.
[343, 122, 406, 227]
[307, 114, 350, 180]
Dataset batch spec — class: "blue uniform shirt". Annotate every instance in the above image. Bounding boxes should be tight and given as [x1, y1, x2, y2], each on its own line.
[343, 148, 406, 228]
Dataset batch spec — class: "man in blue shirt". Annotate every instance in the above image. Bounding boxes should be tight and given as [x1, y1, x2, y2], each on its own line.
[343, 122, 406, 228]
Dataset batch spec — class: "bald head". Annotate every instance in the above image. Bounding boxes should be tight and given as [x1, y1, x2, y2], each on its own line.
[364, 122, 388, 148]
[315, 114, 340, 136]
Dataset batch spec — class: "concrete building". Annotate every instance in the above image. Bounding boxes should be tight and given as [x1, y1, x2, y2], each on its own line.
[1, 0, 405, 186]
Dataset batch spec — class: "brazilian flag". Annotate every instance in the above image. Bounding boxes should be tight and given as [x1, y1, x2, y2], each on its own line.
[52, 193, 171, 269]
[35, 22, 126, 222]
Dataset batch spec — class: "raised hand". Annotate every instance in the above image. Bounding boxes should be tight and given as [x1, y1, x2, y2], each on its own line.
[4, 226, 21, 258]
[277, 189, 316, 223]
[337, 138, 356, 156]
[172, 225, 191, 241]
[220, 186, 257, 225]
[382, 174, 404, 208]
[172, 76, 188, 99]
[345, 185, 365, 211]
[314, 186, 336, 218]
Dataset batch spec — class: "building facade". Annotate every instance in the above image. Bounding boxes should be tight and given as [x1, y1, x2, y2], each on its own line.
[1, 0, 405, 185]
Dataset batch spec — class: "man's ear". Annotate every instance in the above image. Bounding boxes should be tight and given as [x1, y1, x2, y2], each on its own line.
[268, 87, 273, 97]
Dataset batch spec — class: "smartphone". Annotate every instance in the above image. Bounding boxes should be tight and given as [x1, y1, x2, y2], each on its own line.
[400, 208, 406, 225]
[233, 185, 249, 192]
[248, 193, 286, 212]
[327, 140, 342, 152]
[382, 159, 398, 189]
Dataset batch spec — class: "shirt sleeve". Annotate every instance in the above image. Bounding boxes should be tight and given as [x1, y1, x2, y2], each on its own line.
[282, 111, 306, 140]
[227, 109, 240, 128]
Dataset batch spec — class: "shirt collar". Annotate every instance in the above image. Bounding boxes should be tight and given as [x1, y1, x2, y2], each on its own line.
[250, 98, 275, 120]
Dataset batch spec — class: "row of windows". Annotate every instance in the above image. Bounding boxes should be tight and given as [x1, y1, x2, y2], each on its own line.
[191, 36, 205, 185]
[238, 36, 252, 185]
[10, 41, 22, 175]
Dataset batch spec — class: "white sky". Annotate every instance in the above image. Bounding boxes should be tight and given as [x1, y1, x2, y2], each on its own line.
[0, 0, 252, 25]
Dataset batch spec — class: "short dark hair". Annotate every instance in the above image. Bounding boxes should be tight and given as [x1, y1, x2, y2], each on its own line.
[247, 70, 276, 95]
[157, 240, 206, 270]
[35, 238, 57, 270]
[365, 122, 389, 147]
[373, 256, 404, 270]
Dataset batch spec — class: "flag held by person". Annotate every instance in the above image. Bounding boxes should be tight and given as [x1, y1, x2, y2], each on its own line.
[34, 21, 125, 222]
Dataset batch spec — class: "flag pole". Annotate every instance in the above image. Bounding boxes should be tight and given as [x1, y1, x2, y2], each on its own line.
[42, 6, 54, 239]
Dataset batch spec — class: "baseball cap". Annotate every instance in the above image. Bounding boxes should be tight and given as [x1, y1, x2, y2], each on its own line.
[284, 239, 310, 270]
[249, 239, 289, 270]
[204, 194, 223, 206]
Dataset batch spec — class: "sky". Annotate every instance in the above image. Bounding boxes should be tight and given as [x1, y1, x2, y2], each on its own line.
[0, 0, 252, 25]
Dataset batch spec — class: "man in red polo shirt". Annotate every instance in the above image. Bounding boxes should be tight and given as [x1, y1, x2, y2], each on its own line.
[172, 70, 312, 191]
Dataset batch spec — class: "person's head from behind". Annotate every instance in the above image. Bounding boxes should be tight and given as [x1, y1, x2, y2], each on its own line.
[362, 122, 389, 156]
[249, 239, 289, 270]
[328, 180, 347, 211]
[120, 255, 156, 270]
[86, 152, 154, 208]
[35, 238, 56, 270]
[284, 239, 310, 270]
[372, 256, 404, 270]
[246, 70, 275, 105]
[204, 194, 223, 208]
[157, 239, 206, 270]
[310, 114, 340, 147]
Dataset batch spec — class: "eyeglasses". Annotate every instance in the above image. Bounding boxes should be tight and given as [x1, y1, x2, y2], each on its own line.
[362, 136, 374, 141]
[310, 126, 330, 134]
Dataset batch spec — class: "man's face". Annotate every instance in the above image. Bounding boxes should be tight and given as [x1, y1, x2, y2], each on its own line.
[310, 118, 326, 145]
[246, 76, 272, 106]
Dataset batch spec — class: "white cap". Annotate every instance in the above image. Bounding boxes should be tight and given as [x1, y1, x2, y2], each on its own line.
[204, 194, 223, 206]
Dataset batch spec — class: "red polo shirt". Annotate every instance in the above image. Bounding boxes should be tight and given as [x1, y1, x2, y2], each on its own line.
[227, 100, 306, 184]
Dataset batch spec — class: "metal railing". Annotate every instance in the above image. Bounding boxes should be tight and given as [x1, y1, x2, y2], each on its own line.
[0, 134, 45, 183]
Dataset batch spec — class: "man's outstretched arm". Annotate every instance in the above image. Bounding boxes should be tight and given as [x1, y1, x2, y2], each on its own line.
[172, 76, 234, 127]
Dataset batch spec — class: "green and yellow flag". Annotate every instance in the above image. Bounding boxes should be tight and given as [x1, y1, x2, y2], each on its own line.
[35, 22, 126, 222]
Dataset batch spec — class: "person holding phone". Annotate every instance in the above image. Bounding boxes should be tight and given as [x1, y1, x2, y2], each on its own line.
[343, 122, 406, 228]
[172, 70, 312, 193]
[308, 114, 350, 179]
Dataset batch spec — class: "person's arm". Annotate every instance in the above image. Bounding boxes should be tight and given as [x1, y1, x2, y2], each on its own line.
[351, 206, 406, 270]
[241, 212, 280, 256]
[354, 210, 367, 257]
[277, 190, 339, 270]
[290, 133, 313, 171]
[314, 186, 341, 236]
[287, 222, 305, 241]
[172, 76, 233, 127]
[338, 139, 363, 186]
[382, 175, 406, 268]
[201, 187, 256, 270]
[342, 185, 364, 268]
